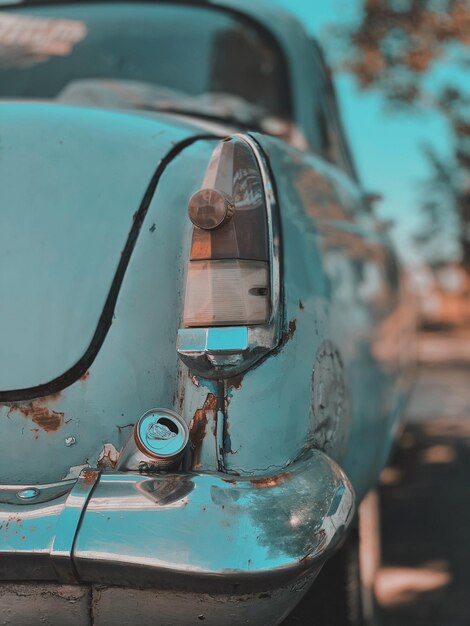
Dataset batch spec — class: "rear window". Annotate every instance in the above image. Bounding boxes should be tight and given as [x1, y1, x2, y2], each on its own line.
[0, 2, 291, 121]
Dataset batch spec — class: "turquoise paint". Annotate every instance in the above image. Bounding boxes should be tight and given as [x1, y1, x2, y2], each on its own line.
[0, 102, 198, 390]
[0, 1, 414, 501]
[0, 131, 218, 484]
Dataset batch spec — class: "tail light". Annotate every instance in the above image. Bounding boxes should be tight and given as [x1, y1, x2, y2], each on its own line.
[177, 135, 281, 378]
[183, 259, 269, 326]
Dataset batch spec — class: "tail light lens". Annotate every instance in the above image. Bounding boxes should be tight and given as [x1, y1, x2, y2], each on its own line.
[183, 136, 271, 328]
[178, 134, 281, 378]
[184, 259, 269, 326]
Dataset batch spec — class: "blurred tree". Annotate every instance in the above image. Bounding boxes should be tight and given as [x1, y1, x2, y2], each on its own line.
[329, 0, 470, 268]
[414, 144, 461, 267]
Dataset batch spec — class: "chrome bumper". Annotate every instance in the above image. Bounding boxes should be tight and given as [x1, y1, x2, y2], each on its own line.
[0, 449, 354, 623]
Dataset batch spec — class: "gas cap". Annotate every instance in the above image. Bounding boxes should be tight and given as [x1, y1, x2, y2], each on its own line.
[117, 409, 189, 472]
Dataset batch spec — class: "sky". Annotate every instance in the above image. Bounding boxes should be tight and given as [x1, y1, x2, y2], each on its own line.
[274, 0, 456, 263]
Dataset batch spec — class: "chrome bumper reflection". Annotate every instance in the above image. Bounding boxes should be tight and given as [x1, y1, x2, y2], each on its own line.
[0, 449, 354, 592]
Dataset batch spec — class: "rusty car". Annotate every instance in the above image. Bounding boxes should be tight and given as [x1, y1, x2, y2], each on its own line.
[0, 1, 415, 624]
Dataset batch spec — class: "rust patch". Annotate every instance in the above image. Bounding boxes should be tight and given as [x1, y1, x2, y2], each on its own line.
[281, 319, 297, 345]
[249, 472, 290, 489]
[80, 469, 98, 485]
[80, 370, 90, 382]
[3, 397, 64, 433]
[189, 393, 218, 468]
[227, 374, 244, 390]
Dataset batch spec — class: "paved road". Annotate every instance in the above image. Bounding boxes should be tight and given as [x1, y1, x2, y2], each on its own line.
[377, 363, 470, 626]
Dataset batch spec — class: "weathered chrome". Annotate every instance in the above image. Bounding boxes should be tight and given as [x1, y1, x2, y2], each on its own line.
[117, 408, 189, 471]
[50, 469, 100, 583]
[16, 487, 40, 501]
[177, 133, 282, 378]
[0, 449, 354, 594]
[0, 480, 75, 506]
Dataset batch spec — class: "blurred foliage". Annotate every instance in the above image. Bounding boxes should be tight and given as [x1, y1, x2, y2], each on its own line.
[330, 0, 470, 268]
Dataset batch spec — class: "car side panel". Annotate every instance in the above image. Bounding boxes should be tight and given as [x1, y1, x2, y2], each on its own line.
[220, 134, 409, 499]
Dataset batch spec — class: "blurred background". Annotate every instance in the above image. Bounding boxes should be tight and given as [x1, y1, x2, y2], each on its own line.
[275, 1, 470, 623]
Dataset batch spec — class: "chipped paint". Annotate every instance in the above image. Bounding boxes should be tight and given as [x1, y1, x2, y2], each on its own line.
[189, 393, 218, 468]
[227, 374, 243, 391]
[96, 443, 120, 470]
[283, 319, 297, 343]
[190, 375, 218, 394]
[80, 468, 99, 485]
[249, 472, 290, 488]
[3, 397, 64, 433]
[63, 464, 89, 480]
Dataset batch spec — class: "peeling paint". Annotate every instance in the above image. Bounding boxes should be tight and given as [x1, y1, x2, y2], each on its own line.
[227, 374, 244, 391]
[284, 319, 297, 343]
[3, 396, 64, 433]
[81, 468, 98, 485]
[189, 393, 218, 468]
[96, 443, 120, 470]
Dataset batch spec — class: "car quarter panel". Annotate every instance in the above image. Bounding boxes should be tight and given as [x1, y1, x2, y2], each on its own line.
[217, 134, 411, 500]
[0, 102, 202, 392]
[0, 127, 220, 485]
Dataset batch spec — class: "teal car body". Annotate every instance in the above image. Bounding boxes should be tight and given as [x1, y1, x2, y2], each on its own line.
[0, 1, 415, 624]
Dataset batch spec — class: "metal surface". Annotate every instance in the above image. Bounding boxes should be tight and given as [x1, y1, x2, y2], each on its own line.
[0, 102, 201, 393]
[0, 136, 220, 486]
[0, 449, 354, 592]
[15, 488, 40, 501]
[50, 469, 100, 583]
[214, 131, 414, 500]
[177, 133, 282, 378]
[0, 480, 75, 506]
